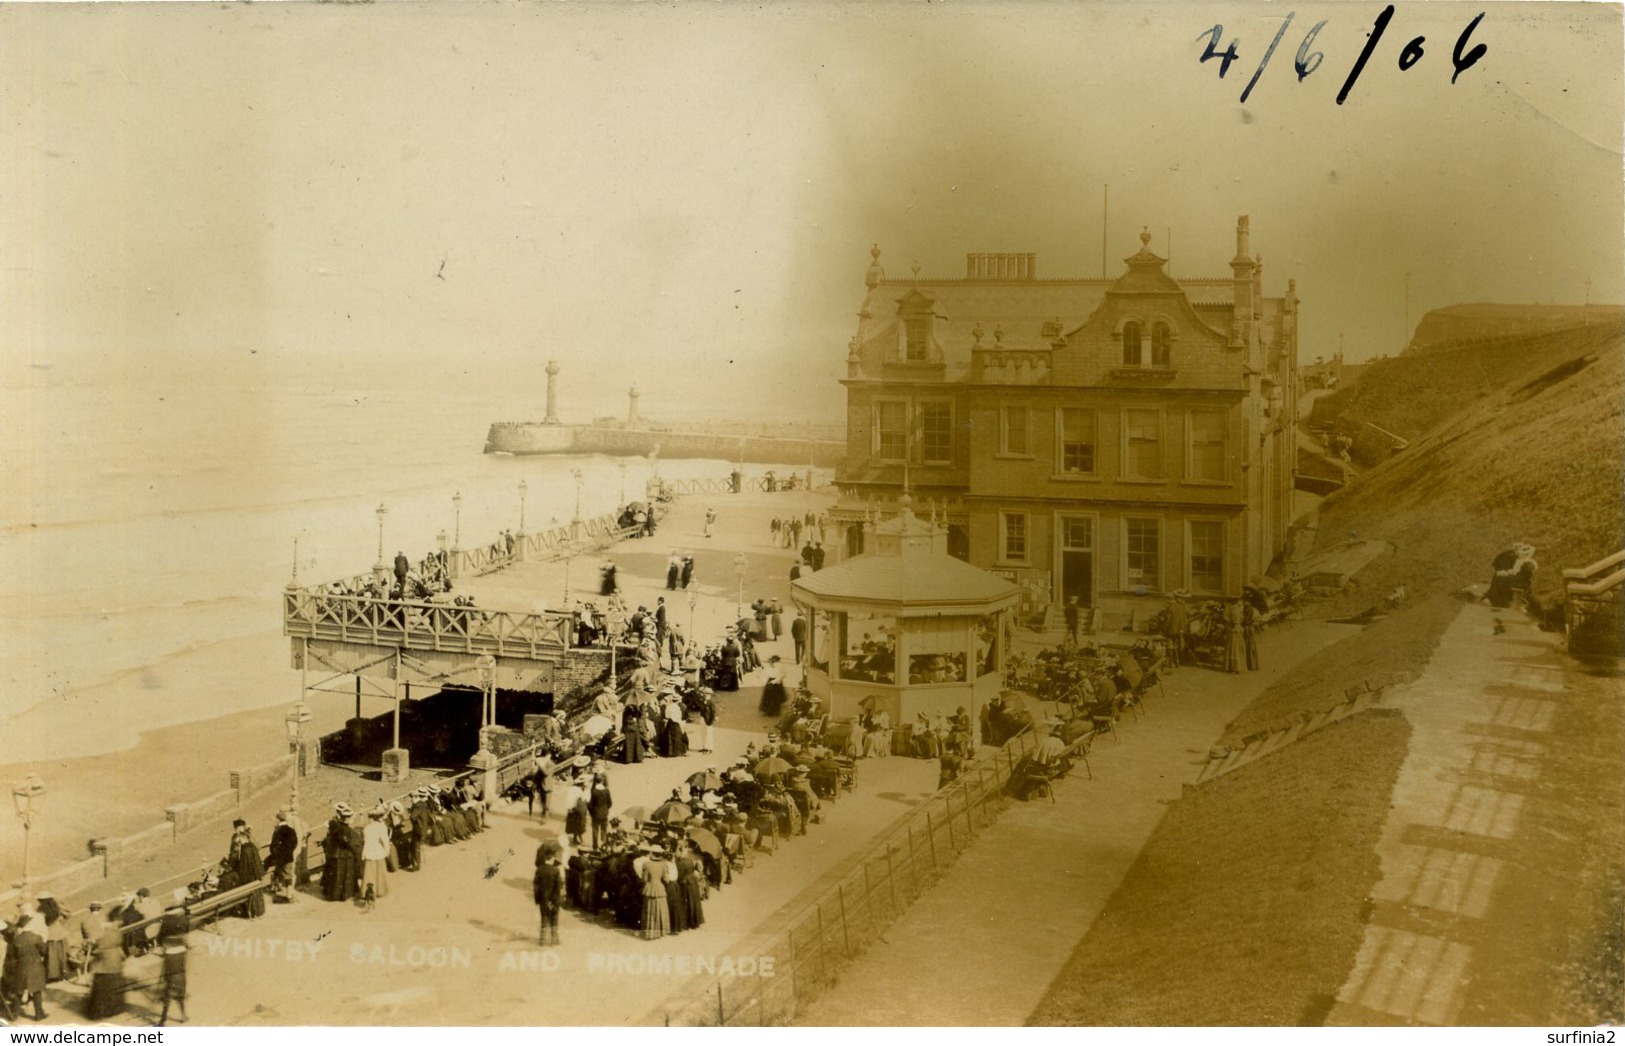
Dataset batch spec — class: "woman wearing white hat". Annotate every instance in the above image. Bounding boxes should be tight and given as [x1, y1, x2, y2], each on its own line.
[360, 807, 391, 910]
[639, 845, 671, 940]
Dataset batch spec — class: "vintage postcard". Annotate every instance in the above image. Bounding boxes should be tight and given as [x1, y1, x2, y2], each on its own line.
[1, 0, 1620, 1035]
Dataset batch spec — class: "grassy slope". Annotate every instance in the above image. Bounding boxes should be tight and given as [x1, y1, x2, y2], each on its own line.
[1310, 322, 1621, 454]
[1219, 595, 1457, 747]
[1028, 712, 1410, 1026]
[1313, 324, 1624, 613]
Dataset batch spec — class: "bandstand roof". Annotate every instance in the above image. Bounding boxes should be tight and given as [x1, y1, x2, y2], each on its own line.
[792, 516, 1019, 617]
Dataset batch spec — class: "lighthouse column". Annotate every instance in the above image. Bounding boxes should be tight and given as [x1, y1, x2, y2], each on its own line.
[628, 384, 641, 426]
[544, 359, 561, 424]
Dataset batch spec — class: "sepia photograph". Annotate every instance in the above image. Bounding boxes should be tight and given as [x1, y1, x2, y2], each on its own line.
[1, 0, 1621, 1033]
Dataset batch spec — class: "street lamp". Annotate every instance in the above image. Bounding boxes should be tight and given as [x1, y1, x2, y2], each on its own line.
[562, 537, 576, 605]
[733, 552, 747, 618]
[518, 479, 528, 535]
[452, 491, 463, 550]
[283, 702, 312, 814]
[618, 460, 627, 509]
[374, 503, 388, 575]
[688, 590, 697, 641]
[12, 772, 45, 894]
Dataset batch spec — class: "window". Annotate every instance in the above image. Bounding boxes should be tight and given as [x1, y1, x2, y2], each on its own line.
[874, 401, 906, 460]
[905, 318, 930, 361]
[1190, 520, 1224, 594]
[1189, 410, 1228, 481]
[1058, 408, 1096, 475]
[1151, 322, 1172, 367]
[1125, 518, 1161, 589]
[920, 401, 953, 464]
[1124, 408, 1163, 479]
[1001, 405, 1031, 456]
[1001, 512, 1028, 561]
[1122, 321, 1143, 366]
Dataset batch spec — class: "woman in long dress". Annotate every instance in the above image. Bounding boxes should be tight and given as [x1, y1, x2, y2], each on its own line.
[640, 847, 671, 940]
[1224, 599, 1246, 675]
[360, 808, 391, 908]
[85, 921, 126, 1020]
[563, 774, 588, 847]
[759, 657, 788, 718]
[321, 805, 359, 902]
[679, 841, 707, 929]
[37, 894, 67, 983]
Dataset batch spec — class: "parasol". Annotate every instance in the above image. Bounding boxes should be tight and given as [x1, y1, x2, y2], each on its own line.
[582, 714, 615, 739]
[685, 826, 723, 861]
[753, 756, 793, 780]
[650, 800, 693, 825]
[687, 770, 725, 792]
[621, 805, 649, 823]
[857, 694, 885, 712]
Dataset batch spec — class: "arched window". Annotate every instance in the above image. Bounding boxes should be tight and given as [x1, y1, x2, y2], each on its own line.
[1122, 321, 1143, 366]
[1151, 322, 1171, 367]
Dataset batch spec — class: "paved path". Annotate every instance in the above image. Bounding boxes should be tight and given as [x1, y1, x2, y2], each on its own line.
[795, 621, 1356, 1026]
[1326, 604, 1618, 1025]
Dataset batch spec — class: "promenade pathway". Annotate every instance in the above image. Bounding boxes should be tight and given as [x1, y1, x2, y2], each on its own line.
[795, 620, 1357, 1026]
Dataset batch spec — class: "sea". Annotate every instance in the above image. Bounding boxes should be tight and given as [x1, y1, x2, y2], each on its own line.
[0, 378, 807, 739]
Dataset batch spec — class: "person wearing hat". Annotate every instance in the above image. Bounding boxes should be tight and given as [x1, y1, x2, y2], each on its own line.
[10, 913, 47, 1020]
[155, 899, 190, 1026]
[1064, 596, 1081, 645]
[638, 844, 672, 940]
[360, 806, 391, 910]
[320, 804, 361, 903]
[533, 839, 565, 946]
[587, 772, 614, 851]
[268, 810, 299, 903]
[225, 820, 267, 919]
[36, 891, 68, 984]
[388, 800, 418, 873]
[1165, 591, 1192, 667]
[759, 655, 788, 718]
[85, 904, 127, 1020]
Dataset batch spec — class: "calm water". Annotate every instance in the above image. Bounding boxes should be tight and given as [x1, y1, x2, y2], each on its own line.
[0, 380, 784, 725]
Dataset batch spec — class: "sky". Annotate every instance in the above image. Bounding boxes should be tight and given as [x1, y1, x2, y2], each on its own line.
[2, 0, 1621, 421]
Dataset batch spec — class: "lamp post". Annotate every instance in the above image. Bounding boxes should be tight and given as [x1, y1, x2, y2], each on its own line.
[452, 491, 463, 550]
[12, 772, 44, 895]
[688, 590, 697, 641]
[284, 702, 312, 814]
[562, 536, 576, 605]
[476, 654, 497, 732]
[518, 479, 528, 535]
[618, 460, 627, 509]
[733, 552, 747, 619]
[374, 503, 388, 576]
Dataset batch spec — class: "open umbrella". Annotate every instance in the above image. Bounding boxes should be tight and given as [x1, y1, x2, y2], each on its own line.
[582, 714, 615, 740]
[685, 826, 723, 861]
[753, 756, 792, 780]
[621, 805, 649, 823]
[650, 800, 693, 825]
[687, 770, 725, 792]
[857, 694, 885, 712]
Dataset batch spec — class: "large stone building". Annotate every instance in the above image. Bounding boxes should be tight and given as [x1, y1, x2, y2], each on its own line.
[831, 216, 1300, 627]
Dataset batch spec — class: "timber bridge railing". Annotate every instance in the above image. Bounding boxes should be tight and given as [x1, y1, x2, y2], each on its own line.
[282, 588, 574, 658]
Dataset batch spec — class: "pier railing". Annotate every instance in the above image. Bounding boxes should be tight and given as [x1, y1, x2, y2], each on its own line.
[283, 589, 572, 657]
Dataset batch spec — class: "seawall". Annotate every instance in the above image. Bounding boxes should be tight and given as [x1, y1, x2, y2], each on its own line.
[484, 421, 845, 468]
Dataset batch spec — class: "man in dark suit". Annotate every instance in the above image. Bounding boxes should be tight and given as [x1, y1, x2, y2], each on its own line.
[790, 610, 808, 663]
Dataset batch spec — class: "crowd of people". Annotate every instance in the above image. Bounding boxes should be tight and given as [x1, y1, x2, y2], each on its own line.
[532, 725, 842, 945]
[767, 511, 828, 551]
[318, 777, 491, 910]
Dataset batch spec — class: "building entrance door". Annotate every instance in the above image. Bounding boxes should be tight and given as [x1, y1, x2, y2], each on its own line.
[1059, 516, 1094, 606]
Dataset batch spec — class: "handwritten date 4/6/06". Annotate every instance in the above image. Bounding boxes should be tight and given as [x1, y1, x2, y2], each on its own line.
[1198, 5, 1487, 105]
